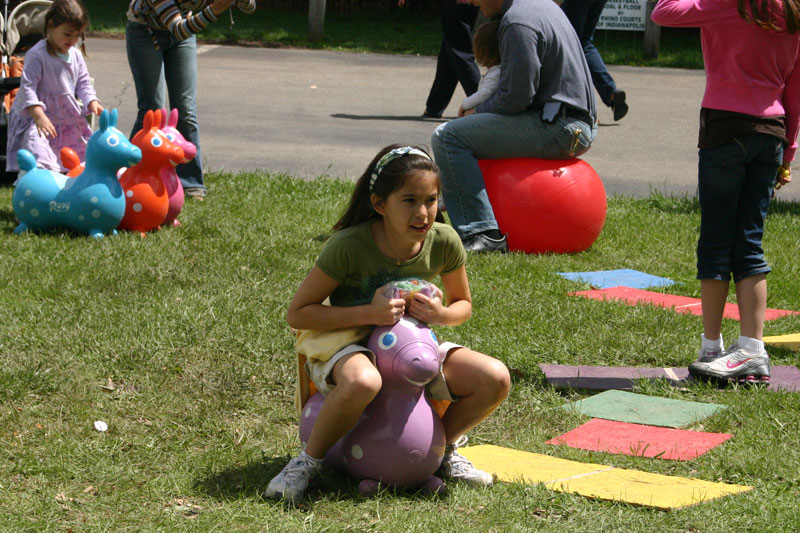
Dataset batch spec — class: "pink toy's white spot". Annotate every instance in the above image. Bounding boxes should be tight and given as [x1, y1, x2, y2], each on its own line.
[30, 208, 39, 217]
[126, 190, 134, 198]
[91, 209, 101, 218]
[351, 444, 364, 460]
[132, 203, 143, 213]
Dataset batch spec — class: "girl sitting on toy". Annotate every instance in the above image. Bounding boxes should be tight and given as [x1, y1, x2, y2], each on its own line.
[266, 144, 511, 502]
[6, 0, 103, 176]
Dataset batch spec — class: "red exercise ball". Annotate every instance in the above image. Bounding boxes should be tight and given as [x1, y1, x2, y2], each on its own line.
[478, 158, 607, 254]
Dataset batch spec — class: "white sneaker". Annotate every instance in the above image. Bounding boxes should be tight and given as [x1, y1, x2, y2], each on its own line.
[439, 436, 494, 487]
[689, 342, 771, 384]
[265, 451, 323, 502]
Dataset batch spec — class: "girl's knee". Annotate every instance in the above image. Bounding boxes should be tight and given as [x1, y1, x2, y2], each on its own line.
[486, 359, 511, 401]
[337, 365, 382, 402]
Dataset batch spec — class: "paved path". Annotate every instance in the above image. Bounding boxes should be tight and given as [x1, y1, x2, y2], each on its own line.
[88, 37, 799, 200]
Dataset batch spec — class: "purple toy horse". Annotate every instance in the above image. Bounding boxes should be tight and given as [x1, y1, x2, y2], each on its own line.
[299, 316, 447, 495]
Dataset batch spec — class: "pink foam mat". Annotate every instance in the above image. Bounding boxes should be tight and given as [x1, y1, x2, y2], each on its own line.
[571, 286, 798, 321]
[540, 364, 800, 392]
[546, 418, 732, 460]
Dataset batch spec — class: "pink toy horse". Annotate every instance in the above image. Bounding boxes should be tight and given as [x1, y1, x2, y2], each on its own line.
[299, 316, 447, 495]
[117, 109, 185, 236]
[157, 108, 196, 227]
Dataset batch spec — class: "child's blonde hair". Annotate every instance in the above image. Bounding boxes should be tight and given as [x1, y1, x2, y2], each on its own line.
[473, 21, 501, 68]
[45, 0, 89, 56]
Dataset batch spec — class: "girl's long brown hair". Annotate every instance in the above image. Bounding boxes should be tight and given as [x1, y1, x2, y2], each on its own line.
[738, 0, 800, 33]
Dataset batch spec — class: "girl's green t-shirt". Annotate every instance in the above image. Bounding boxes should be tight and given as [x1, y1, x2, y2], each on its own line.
[316, 221, 466, 307]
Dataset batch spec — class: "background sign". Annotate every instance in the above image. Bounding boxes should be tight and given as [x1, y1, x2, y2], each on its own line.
[596, 0, 647, 31]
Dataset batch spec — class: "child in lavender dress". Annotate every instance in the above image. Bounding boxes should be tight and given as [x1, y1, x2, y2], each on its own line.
[6, 0, 102, 174]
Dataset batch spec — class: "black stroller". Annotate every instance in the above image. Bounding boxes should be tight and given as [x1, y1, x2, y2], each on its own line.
[0, 0, 51, 181]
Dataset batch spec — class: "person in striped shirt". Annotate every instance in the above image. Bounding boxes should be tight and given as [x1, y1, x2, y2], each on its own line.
[125, 0, 255, 199]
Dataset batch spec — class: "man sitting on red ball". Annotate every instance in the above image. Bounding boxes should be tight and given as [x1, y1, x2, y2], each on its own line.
[431, 0, 597, 253]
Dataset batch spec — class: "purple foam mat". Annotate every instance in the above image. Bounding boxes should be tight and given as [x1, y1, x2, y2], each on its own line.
[539, 364, 800, 392]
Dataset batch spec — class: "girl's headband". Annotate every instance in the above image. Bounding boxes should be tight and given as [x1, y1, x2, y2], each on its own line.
[369, 147, 431, 192]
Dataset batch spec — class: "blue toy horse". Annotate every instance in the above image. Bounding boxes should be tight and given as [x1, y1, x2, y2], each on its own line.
[12, 109, 142, 238]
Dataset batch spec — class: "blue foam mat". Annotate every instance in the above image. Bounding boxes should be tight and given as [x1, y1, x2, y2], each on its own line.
[558, 269, 676, 290]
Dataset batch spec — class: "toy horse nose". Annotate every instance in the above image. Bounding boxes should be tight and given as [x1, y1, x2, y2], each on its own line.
[400, 350, 440, 386]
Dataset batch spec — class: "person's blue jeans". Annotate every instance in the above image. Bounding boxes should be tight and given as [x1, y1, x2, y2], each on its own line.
[560, 0, 617, 107]
[697, 134, 783, 282]
[431, 110, 596, 239]
[126, 21, 205, 192]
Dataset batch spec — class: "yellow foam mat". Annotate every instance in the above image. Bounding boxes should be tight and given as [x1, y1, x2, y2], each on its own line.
[763, 333, 800, 349]
[460, 445, 751, 510]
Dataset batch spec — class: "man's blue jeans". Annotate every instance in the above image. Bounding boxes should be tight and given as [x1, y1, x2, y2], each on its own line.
[126, 21, 205, 192]
[431, 110, 596, 239]
[697, 134, 783, 282]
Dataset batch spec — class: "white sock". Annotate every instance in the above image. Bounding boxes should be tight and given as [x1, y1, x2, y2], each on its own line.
[702, 334, 724, 352]
[737, 335, 765, 355]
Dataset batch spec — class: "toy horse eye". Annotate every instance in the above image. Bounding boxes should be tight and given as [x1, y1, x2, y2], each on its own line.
[106, 134, 119, 147]
[151, 137, 163, 147]
[378, 332, 397, 350]
[165, 133, 175, 141]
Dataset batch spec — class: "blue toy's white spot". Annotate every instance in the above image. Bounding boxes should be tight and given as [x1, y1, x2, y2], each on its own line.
[30, 208, 39, 217]
[133, 203, 143, 213]
[151, 137, 163, 147]
[78, 215, 85, 221]
[90, 196, 98, 204]
[126, 190, 134, 197]
[18, 201, 24, 208]
[106, 134, 119, 147]
[91, 209, 101, 218]
[351, 444, 364, 460]
[429, 330, 438, 344]
[378, 331, 397, 350]
[24, 189, 32, 197]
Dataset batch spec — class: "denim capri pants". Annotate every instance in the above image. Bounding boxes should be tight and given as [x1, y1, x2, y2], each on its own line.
[696, 133, 783, 283]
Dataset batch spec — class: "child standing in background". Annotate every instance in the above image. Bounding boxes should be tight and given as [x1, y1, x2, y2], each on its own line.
[6, 0, 102, 174]
[651, 0, 800, 384]
[459, 21, 501, 117]
[266, 144, 510, 503]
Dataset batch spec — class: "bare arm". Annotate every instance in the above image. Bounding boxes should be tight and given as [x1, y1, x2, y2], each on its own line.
[287, 265, 407, 330]
[408, 265, 472, 326]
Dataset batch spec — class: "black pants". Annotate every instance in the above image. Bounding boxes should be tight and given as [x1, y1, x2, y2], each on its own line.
[425, 0, 481, 116]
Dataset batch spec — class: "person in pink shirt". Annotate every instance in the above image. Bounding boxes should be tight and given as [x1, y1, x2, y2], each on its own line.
[651, 0, 800, 385]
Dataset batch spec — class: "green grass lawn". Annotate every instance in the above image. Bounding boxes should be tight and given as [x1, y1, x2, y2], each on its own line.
[1, 173, 799, 531]
[86, 3, 703, 69]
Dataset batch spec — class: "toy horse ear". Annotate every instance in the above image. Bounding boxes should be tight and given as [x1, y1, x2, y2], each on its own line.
[169, 108, 179, 128]
[110, 109, 118, 128]
[143, 109, 154, 131]
[99, 109, 109, 131]
[159, 108, 168, 129]
[153, 109, 162, 130]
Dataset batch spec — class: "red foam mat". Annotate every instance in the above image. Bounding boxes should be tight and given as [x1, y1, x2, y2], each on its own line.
[546, 418, 732, 460]
[571, 286, 797, 321]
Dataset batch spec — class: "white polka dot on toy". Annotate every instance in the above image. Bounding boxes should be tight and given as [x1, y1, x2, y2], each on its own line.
[132, 203, 143, 213]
